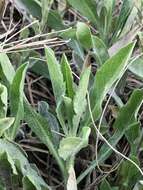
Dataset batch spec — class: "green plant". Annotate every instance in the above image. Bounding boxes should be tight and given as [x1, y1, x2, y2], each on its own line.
[1, 1, 143, 189]
[0, 63, 51, 189]
[0, 39, 143, 189]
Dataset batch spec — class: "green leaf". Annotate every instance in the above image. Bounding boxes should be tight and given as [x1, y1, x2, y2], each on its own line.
[92, 35, 109, 66]
[119, 6, 138, 38]
[97, 0, 115, 40]
[72, 66, 91, 134]
[58, 127, 90, 160]
[129, 56, 143, 79]
[56, 99, 68, 135]
[61, 54, 74, 99]
[0, 84, 7, 118]
[63, 96, 74, 130]
[14, 0, 41, 19]
[76, 22, 92, 49]
[45, 46, 65, 104]
[89, 42, 135, 121]
[0, 53, 15, 84]
[41, 0, 53, 31]
[38, 101, 60, 147]
[24, 101, 67, 179]
[67, 0, 98, 25]
[9, 63, 28, 140]
[125, 122, 140, 146]
[47, 10, 65, 30]
[77, 89, 143, 183]
[119, 156, 140, 189]
[113, 0, 134, 40]
[0, 118, 15, 137]
[0, 139, 50, 190]
[100, 179, 112, 190]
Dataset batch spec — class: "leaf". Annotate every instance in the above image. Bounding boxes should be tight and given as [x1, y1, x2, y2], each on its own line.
[45, 46, 65, 104]
[77, 89, 143, 183]
[38, 101, 60, 146]
[76, 22, 92, 49]
[100, 179, 112, 190]
[63, 96, 74, 130]
[41, 0, 53, 31]
[0, 53, 15, 84]
[109, 27, 139, 57]
[47, 10, 65, 30]
[89, 42, 135, 121]
[129, 56, 143, 79]
[0, 139, 50, 190]
[119, 6, 138, 38]
[92, 36, 109, 66]
[24, 101, 66, 178]
[113, 0, 134, 40]
[0, 117, 15, 137]
[67, 0, 98, 25]
[73, 67, 91, 115]
[97, 0, 115, 39]
[0, 84, 7, 118]
[60, 28, 84, 60]
[61, 54, 74, 99]
[119, 156, 140, 189]
[14, 0, 41, 19]
[58, 127, 90, 160]
[56, 99, 68, 135]
[9, 63, 28, 140]
[72, 66, 91, 134]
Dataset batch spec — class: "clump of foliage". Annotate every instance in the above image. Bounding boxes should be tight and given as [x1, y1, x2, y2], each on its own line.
[0, 0, 143, 189]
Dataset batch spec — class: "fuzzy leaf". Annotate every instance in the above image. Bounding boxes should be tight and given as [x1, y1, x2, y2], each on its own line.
[9, 63, 28, 139]
[90, 42, 135, 121]
[0, 53, 15, 84]
[76, 22, 92, 49]
[73, 66, 91, 134]
[0, 139, 50, 190]
[45, 46, 65, 104]
[92, 36, 109, 66]
[38, 101, 60, 146]
[61, 54, 74, 99]
[58, 127, 90, 160]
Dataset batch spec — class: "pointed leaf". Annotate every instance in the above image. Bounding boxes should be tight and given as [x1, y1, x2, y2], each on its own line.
[73, 66, 91, 134]
[38, 101, 60, 146]
[92, 36, 109, 66]
[45, 46, 65, 104]
[61, 54, 74, 99]
[90, 42, 135, 121]
[0, 53, 15, 84]
[9, 63, 28, 139]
